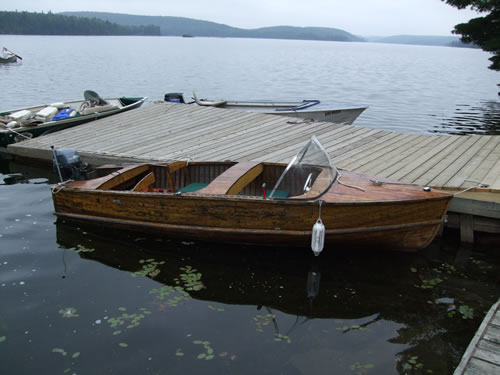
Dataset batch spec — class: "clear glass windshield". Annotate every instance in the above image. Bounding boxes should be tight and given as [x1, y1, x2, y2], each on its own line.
[269, 136, 336, 200]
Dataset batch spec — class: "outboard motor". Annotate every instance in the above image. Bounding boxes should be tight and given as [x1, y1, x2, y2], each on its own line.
[52, 148, 89, 181]
[164, 93, 185, 104]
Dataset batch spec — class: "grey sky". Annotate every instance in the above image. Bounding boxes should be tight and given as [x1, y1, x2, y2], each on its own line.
[2, 0, 481, 36]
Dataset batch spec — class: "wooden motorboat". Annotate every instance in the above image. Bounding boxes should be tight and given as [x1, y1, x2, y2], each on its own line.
[0, 91, 147, 148]
[165, 92, 367, 125]
[51, 137, 452, 254]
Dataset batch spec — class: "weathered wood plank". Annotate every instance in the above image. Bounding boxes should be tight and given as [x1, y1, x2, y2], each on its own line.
[333, 131, 404, 165]
[386, 135, 458, 181]
[466, 357, 500, 375]
[138, 114, 286, 158]
[253, 124, 352, 162]
[474, 343, 500, 366]
[454, 300, 500, 375]
[431, 136, 492, 188]
[411, 136, 477, 186]
[6, 102, 500, 193]
[353, 134, 425, 175]
[338, 133, 418, 172]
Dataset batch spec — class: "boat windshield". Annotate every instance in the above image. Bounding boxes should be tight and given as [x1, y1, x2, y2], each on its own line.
[269, 136, 336, 200]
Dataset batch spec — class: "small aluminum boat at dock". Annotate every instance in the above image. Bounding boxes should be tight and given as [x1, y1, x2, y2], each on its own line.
[165, 92, 367, 124]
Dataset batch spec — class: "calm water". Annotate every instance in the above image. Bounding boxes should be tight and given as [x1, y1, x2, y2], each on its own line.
[0, 35, 499, 134]
[0, 36, 499, 375]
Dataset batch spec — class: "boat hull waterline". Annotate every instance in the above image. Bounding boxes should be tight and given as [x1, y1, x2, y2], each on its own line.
[52, 164, 451, 252]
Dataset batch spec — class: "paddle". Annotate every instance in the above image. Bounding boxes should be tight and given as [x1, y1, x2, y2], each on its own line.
[3, 47, 22, 60]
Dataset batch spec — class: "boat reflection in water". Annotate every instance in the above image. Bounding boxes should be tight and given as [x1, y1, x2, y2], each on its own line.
[56, 219, 430, 320]
[55, 217, 493, 374]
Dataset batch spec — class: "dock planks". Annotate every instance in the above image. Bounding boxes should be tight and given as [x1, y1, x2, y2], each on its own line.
[454, 299, 500, 375]
[6, 101, 500, 192]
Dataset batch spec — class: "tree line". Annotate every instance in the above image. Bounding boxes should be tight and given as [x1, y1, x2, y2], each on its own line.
[443, 0, 500, 71]
[0, 11, 160, 36]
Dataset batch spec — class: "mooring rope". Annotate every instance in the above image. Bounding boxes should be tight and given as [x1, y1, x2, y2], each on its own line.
[453, 180, 489, 195]
[334, 166, 365, 192]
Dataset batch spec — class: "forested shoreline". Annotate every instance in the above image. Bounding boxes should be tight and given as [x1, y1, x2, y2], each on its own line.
[0, 11, 160, 36]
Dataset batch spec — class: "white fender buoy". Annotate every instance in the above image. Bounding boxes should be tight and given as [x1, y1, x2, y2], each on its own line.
[311, 200, 325, 256]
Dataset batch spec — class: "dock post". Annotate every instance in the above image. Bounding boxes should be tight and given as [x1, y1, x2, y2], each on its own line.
[460, 214, 475, 245]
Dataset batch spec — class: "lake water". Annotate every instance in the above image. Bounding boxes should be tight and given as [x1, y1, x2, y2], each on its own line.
[0, 36, 499, 375]
[1, 35, 500, 134]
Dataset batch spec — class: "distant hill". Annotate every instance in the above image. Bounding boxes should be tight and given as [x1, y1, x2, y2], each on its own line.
[365, 35, 473, 47]
[0, 11, 160, 36]
[60, 12, 364, 42]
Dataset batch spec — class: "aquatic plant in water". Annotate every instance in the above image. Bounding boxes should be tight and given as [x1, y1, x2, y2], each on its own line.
[0, 336, 6, 343]
[208, 304, 224, 312]
[414, 277, 443, 289]
[336, 324, 368, 332]
[107, 307, 152, 335]
[131, 258, 165, 278]
[149, 285, 190, 308]
[253, 313, 275, 332]
[193, 340, 215, 360]
[59, 307, 80, 318]
[449, 304, 474, 319]
[71, 244, 95, 253]
[350, 362, 374, 374]
[273, 333, 291, 344]
[398, 355, 433, 373]
[52, 348, 80, 375]
[174, 266, 204, 291]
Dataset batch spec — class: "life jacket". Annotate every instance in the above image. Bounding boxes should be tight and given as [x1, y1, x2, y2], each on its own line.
[52, 108, 75, 121]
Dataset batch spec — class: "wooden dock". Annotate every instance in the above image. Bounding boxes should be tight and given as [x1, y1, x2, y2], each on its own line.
[454, 299, 500, 375]
[6, 102, 500, 239]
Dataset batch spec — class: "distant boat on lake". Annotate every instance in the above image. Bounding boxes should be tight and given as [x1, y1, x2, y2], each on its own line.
[0, 47, 21, 64]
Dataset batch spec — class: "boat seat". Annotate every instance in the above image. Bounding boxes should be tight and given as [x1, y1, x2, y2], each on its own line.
[81, 104, 118, 115]
[266, 189, 289, 198]
[133, 172, 156, 192]
[197, 161, 263, 195]
[177, 183, 209, 193]
[95, 165, 150, 190]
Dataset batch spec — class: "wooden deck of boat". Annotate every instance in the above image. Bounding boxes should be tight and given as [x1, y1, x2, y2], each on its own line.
[454, 299, 500, 375]
[7, 101, 500, 193]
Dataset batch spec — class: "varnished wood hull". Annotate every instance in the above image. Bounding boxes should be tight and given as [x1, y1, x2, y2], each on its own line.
[53, 186, 451, 251]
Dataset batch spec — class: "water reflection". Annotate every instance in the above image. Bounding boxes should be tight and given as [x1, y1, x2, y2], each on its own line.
[432, 101, 500, 135]
[55, 219, 499, 374]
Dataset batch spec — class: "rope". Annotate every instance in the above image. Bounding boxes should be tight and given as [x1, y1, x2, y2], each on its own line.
[453, 180, 489, 195]
[2, 126, 34, 142]
[51, 183, 67, 194]
[334, 166, 365, 192]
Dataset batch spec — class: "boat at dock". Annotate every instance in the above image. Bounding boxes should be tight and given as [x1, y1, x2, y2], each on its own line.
[0, 91, 147, 149]
[51, 136, 452, 254]
[165, 92, 367, 124]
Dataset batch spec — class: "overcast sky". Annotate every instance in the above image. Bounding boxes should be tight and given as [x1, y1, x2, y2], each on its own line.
[2, 0, 482, 36]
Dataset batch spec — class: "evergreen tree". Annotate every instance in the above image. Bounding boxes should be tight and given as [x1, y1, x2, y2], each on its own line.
[443, 0, 500, 70]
